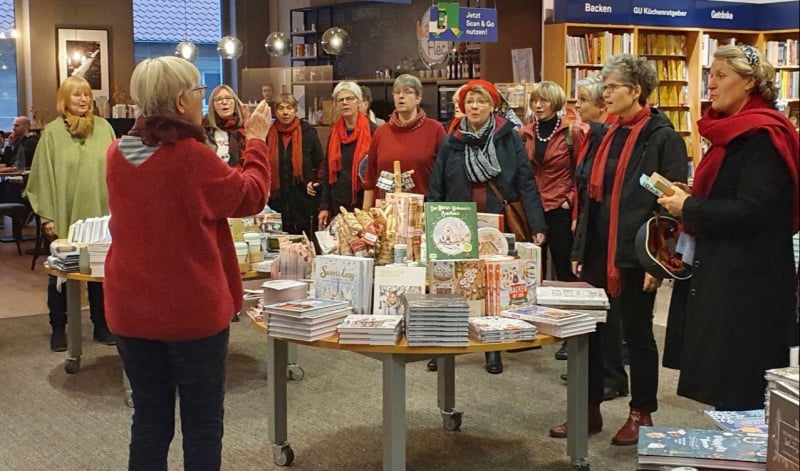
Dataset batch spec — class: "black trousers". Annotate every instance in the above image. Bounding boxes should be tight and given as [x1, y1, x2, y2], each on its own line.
[541, 207, 578, 282]
[47, 275, 107, 328]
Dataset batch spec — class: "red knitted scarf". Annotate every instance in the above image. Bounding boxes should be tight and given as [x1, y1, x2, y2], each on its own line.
[327, 112, 372, 204]
[266, 117, 303, 194]
[588, 105, 652, 297]
[696, 95, 799, 233]
[388, 108, 427, 132]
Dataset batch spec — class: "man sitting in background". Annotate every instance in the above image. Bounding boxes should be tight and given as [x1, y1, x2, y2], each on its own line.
[1, 116, 39, 170]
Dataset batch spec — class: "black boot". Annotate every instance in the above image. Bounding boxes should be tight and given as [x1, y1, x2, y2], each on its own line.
[485, 351, 503, 374]
[426, 358, 438, 371]
[93, 324, 116, 346]
[555, 341, 568, 360]
[50, 325, 67, 352]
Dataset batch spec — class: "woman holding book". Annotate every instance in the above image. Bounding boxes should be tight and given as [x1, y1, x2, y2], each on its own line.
[553, 55, 688, 446]
[428, 79, 548, 374]
[362, 74, 446, 209]
[318, 81, 377, 228]
[266, 93, 324, 237]
[658, 45, 799, 411]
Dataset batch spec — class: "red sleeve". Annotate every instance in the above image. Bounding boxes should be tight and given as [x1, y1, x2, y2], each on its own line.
[433, 121, 446, 154]
[363, 128, 381, 190]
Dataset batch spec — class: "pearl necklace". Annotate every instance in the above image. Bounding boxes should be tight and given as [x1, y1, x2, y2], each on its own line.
[535, 116, 561, 142]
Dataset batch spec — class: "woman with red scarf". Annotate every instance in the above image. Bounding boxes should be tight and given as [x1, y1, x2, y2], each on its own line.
[318, 81, 377, 228]
[658, 45, 800, 411]
[362, 74, 446, 209]
[205, 85, 248, 167]
[266, 93, 324, 237]
[551, 55, 688, 446]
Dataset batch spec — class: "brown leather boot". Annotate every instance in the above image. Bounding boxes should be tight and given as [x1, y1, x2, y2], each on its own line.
[611, 408, 653, 446]
[549, 403, 603, 438]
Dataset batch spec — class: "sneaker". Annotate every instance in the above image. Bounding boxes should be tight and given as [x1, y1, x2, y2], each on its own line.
[50, 326, 67, 352]
[93, 325, 116, 346]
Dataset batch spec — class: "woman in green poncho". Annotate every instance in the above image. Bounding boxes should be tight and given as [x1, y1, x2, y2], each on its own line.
[25, 75, 117, 352]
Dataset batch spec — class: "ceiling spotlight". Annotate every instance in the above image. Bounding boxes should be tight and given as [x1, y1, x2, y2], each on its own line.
[265, 32, 289, 57]
[217, 35, 243, 60]
[175, 41, 199, 62]
[321, 27, 349, 56]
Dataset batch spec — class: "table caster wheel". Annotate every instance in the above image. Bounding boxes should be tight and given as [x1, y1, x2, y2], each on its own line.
[273, 445, 294, 466]
[287, 364, 305, 381]
[441, 410, 462, 431]
[65, 358, 80, 374]
[126, 398, 134, 408]
[572, 460, 590, 471]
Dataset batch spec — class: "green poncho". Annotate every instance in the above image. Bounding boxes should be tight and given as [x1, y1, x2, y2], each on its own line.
[25, 117, 116, 236]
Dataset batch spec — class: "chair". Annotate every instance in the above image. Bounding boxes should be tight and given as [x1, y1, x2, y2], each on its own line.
[29, 213, 51, 270]
[0, 202, 27, 255]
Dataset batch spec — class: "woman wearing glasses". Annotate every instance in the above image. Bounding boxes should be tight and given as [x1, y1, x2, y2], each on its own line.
[362, 74, 446, 209]
[104, 56, 272, 470]
[658, 45, 798, 411]
[318, 81, 377, 228]
[428, 79, 547, 374]
[205, 85, 248, 167]
[552, 55, 687, 446]
[266, 93, 324, 238]
[25, 75, 117, 352]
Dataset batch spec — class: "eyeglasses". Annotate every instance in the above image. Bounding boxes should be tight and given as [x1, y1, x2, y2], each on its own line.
[392, 88, 417, 96]
[336, 95, 357, 104]
[213, 96, 235, 103]
[191, 85, 207, 98]
[465, 98, 491, 107]
[602, 83, 629, 93]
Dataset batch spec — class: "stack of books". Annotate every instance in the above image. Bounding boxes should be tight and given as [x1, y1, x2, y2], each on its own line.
[764, 365, 799, 471]
[312, 255, 374, 314]
[535, 283, 609, 323]
[264, 298, 351, 341]
[337, 314, 403, 345]
[500, 305, 596, 338]
[87, 242, 111, 277]
[467, 316, 538, 343]
[404, 293, 470, 347]
[704, 409, 769, 434]
[637, 426, 768, 470]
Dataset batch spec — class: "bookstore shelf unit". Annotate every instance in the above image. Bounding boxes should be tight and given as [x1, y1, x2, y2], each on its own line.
[543, 23, 800, 167]
[289, 6, 333, 67]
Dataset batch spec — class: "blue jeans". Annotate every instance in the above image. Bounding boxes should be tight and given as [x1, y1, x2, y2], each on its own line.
[116, 328, 229, 471]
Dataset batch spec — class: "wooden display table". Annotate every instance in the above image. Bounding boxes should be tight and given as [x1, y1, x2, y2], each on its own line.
[253, 321, 592, 471]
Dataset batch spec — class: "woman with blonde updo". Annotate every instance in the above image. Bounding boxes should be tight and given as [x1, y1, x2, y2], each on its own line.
[658, 44, 799, 411]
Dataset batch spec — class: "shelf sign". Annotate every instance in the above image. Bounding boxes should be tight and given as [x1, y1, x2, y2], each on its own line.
[554, 0, 631, 24]
[630, 0, 694, 27]
[429, 2, 498, 43]
[694, 1, 755, 29]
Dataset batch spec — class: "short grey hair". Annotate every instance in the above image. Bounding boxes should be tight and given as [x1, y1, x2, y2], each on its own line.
[332, 81, 362, 101]
[575, 75, 605, 108]
[130, 56, 200, 117]
[393, 74, 422, 97]
[602, 54, 659, 106]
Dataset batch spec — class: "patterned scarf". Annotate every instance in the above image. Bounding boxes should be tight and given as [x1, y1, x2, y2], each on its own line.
[129, 115, 206, 146]
[327, 112, 372, 205]
[266, 117, 303, 195]
[696, 95, 799, 233]
[588, 105, 652, 297]
[64, 112, 94, 140]
[460, 114, 502, 183]
[388, 108, 427, 132]
[220, 117, 246, 166]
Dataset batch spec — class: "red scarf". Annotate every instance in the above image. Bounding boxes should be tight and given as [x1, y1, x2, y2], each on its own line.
[219, 117, 246, 165]
[588, 105, 652, 297]
[266, 117, 303, 194]
[388, 108, 427, 132]
[696, 95, 800, 233]
[327, 112, 372, 205]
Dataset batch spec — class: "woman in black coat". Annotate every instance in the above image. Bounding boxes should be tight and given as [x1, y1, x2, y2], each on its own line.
[558, 55, 688, 446]
[658, 45, 799, 411]
[265, 93, 324, 237]
[428, 79, 548, 374]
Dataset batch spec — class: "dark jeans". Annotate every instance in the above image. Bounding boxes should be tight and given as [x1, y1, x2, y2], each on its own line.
[614, 268, 658, 413]
[47, 275, 107, 328]
[541, 207, 578, 282]
[116, 328, 229, 471]
[602, 300, 630, 391]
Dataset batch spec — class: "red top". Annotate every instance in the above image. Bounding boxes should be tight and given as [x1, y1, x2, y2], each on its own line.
[363, 118, 446, 198]
[104, 138, 270, 341]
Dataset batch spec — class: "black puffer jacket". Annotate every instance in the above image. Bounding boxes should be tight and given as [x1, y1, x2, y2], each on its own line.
[428, 117, 547, 234]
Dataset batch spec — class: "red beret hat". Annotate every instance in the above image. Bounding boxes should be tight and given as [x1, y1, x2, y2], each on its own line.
[458, 79, 500, 114]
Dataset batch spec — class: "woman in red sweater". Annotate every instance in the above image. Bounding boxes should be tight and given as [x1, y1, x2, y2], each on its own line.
[104, 56, 272, 471]
[362, 74, 446, 209]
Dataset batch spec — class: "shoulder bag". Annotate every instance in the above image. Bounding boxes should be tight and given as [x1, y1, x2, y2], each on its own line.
[487, 181, 532, 243]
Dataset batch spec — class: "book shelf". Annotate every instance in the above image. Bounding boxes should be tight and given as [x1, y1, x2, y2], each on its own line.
[543, 23, 800, 168]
